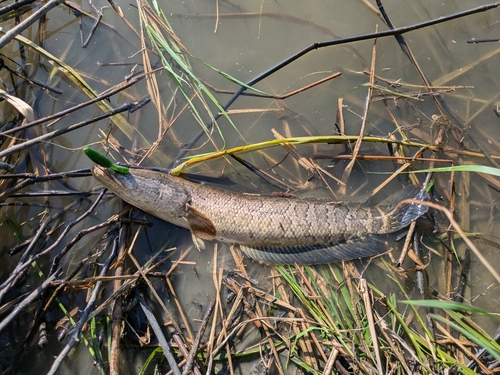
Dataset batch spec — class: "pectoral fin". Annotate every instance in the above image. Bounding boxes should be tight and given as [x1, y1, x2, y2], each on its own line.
[191, 234, 206, 251]
[185, 204, 217, 241]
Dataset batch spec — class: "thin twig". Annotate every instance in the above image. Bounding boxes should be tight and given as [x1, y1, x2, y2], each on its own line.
[0, 72, 153, 138]
[0, 272, 58, 333]
[0, 102, 138, 160]
[47, 239, 118, 375]
[138, 295, 182, 375]
[359, 279, 383, 375]
[109, 226, 127, 375]
[340, 26, 377, 191]
[0, 0, 37, 17]
[0, 189, 107, 300]
[0, 169, 91, 200]
[0, 0, 65, 49]
[182, 298, 215, 375]
[127, 240, 185, 338]
[407, 199, 500, 284]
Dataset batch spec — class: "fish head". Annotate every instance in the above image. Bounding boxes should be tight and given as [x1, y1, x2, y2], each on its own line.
[92, 165, 131, 191]
[91, 166, 193, 228]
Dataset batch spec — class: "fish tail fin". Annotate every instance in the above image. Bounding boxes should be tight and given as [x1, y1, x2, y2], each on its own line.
[377, 185, 430, 233]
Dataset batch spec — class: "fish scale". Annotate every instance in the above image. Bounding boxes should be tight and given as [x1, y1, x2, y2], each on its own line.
[190, 192, 381, 246]
[92, 166, 429, 265]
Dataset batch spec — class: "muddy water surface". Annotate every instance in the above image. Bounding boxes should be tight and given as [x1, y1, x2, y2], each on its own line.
[1, 0, 500, 373]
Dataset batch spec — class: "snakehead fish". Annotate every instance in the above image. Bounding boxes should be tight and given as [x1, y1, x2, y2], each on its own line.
[91, 166, 429, 265]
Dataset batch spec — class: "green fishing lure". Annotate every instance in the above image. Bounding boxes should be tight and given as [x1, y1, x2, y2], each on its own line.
[83, 147, 129, 174]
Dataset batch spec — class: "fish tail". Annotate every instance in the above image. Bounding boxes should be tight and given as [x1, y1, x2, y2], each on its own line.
[377, 185, 430, 233]
[240, 186, 430, 265]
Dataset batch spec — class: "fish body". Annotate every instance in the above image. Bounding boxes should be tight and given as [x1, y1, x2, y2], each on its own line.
[92, 166, 429, 264]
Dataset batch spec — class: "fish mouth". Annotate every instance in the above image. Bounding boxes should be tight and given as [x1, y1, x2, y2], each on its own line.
[91, 165, 129, 190]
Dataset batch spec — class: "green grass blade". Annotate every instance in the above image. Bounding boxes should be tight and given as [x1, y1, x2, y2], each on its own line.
[170, 135, 429, 174]
[138, 348, 163, 375]
[404, 300, 500, 321]
[191, 56, 269, 95]
[414, 165, 500, 176]
[143, 16, 246, 146]
[430, 313, 500, 362]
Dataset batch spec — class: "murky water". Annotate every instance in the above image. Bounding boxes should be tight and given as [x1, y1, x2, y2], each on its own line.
[1, 0, 500, 373]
